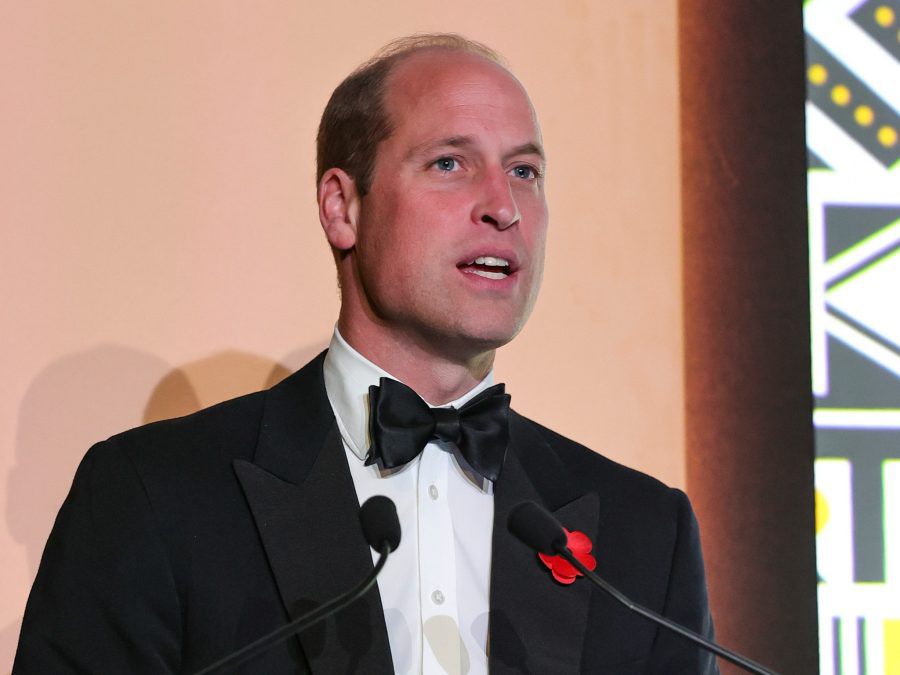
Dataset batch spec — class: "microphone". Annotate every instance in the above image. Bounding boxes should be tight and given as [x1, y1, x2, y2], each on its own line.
[507, 501, 779, 675]
[507, 500, 567, 554]
[194, 496, 400, 675]
[360, 495, 402, 553]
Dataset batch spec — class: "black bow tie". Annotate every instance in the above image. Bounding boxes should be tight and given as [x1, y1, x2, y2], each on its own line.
[365, 377, 511, 481]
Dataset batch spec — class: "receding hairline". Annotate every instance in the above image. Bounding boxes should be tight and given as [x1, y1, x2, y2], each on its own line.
[353, 35, 519, 118]
[315, 34, 522, 194]
[380, 45, 541, 150]
[359, 33, 508, 73]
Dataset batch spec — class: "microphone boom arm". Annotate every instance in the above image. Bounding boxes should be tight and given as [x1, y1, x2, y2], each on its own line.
[557, 546, 779, 675]
[194, 542, 391, 675]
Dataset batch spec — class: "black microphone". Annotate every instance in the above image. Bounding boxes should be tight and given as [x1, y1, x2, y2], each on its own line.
[360, 495, 402, 553]
[194, 496, 400, 675]
[507, 501, 779, 675]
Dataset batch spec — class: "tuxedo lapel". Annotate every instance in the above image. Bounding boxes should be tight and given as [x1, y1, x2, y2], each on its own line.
[233, 353, 393, 673]
[489, 412, 599, 674]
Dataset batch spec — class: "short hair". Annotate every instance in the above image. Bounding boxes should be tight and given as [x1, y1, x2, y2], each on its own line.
[316, 34, 504, 197]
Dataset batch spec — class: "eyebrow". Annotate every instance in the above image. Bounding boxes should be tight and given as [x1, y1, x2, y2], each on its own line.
[406, 135, 546, 163]
[504, 142, 545, 163]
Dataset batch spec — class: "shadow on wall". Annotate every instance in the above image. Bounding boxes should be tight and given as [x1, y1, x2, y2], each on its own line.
[3, 341, 327, 664]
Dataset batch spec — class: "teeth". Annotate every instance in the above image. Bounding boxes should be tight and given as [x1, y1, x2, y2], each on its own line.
[471, 269, 507, 280]
[473, 256, 510, 267]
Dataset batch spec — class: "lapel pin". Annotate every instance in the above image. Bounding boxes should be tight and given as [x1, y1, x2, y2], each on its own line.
[538, 529, 597, 585]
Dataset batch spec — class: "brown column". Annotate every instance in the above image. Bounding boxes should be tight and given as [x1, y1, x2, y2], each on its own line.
[680, 3, 819, 673]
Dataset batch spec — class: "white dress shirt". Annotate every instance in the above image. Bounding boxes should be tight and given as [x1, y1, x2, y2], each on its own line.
[323, 328, 494, 675]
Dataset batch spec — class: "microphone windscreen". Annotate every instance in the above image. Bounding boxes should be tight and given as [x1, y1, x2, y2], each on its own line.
[359, 495, 401, 553]
[507, 501, 567, 555]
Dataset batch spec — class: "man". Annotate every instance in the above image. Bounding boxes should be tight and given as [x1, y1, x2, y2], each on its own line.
[15, 34, 716, 673]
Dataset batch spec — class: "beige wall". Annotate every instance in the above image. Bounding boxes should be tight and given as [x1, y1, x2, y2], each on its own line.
[0, 2, 681, 667]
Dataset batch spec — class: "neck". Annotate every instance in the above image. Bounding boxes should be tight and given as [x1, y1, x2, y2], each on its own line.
[337, 317, 495, 406]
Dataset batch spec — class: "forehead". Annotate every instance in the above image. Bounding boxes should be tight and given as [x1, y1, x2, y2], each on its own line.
[383, 50, 541, 142]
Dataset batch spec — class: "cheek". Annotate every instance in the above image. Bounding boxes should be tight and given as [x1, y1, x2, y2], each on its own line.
[522, 201, 549, 252]
[514, 183, 547, 217]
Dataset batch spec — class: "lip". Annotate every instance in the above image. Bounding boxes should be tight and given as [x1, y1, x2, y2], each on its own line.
[457, 265, 519, 289]
[455, 250, 521, 291]
[455, 247, 522, 274]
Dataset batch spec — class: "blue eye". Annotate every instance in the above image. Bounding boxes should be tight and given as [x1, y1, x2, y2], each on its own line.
[434, 157, 458, 171]
[511, 165, 538, 180]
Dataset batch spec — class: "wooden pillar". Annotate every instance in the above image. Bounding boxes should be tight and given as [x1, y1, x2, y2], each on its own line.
[680, 3, 819, 673]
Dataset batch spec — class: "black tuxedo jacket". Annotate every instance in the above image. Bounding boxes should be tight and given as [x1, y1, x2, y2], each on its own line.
[16, 353, 717, 674]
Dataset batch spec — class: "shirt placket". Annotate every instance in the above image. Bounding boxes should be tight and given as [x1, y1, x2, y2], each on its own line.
[417, 441, 462, 674]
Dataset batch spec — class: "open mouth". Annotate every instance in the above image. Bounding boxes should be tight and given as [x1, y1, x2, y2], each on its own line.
[458, 255, 514, 280]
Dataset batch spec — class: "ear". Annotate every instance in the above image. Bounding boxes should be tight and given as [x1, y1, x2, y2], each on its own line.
[318, 168, 360, 251]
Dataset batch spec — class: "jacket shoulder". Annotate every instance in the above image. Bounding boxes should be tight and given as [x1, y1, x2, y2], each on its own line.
[509, 411, 689, 528]
[512, 412, 677, 494]
[108, 387, 268, 464]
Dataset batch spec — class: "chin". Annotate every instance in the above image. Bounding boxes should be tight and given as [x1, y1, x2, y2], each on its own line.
[435, 321, 523, 360]
[466, 306, 535, 345]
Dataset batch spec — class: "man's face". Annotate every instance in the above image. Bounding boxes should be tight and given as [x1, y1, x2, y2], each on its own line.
[351, 50, 548, 360]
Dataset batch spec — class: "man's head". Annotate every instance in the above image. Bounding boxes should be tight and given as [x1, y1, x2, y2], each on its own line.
[316, 34, 503, 198]
[317, 35, 548, 370]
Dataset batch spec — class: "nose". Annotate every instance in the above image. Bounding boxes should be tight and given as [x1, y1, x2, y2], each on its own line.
[473, 169, 520, 230]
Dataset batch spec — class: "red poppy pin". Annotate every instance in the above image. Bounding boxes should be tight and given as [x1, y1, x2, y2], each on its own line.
[538, 529, 597, 584]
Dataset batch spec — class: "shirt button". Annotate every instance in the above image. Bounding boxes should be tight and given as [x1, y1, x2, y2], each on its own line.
[431, 589, 445, 605]
[428, 484, 439, 500]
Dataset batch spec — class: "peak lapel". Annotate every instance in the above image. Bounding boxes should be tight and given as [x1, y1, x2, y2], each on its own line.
[233, 354, 393, 673]
[489, 413, 599, 674]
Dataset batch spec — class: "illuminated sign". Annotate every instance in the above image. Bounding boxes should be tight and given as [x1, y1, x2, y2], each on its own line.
[806, 0, 900, 672]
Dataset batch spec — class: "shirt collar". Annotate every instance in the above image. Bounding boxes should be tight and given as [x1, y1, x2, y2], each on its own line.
[323, 327, 495, 462]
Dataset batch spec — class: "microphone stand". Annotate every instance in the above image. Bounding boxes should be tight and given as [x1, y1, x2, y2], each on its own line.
[558, 547, 779, 675]
[194, 542, 390, 675]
